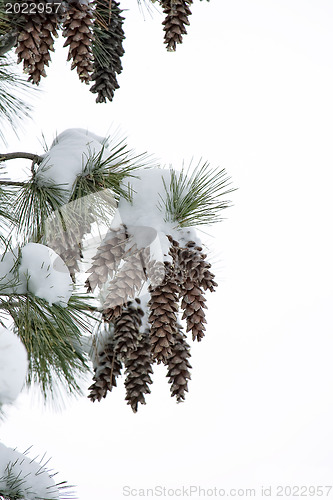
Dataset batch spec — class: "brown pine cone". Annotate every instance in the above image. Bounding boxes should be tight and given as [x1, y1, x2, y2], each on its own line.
[124, 330, 153, 413]
[141, 246, 166, 288]
[88, 332, 122, 402]
[47, 209, 94, 282]
[180, 277, 207, 341]
[184, 241, 218, 291]
[113, 300, 144, 361]
[102, 246, 146, 320]
[16, 0, 59, 84]
[166, 324, 191, 402]
[148, 261, 180, 363]
[85, 226, 127, 292]
[167, 237, 216, 341]
[161, 0, 193, 52]
[63, 1, 94, 83]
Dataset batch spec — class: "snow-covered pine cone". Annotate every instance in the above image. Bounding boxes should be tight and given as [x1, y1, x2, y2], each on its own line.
[161, 0, 193, 52]
[113, 299, 144, 361]
[124, 330, 153, 413]
[85, 226, 127, 292]
[148, 261, 180, 364]
[63, 0, 94, 83]
[102, 245, 146, 321]
[88, 333, 122, 402]
[166, 323, 192, 402]
[90, 0, 125, 103]
[15, 0, 59, 84]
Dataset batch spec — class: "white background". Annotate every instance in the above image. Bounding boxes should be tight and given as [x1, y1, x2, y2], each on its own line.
[1, 1, 333, 499]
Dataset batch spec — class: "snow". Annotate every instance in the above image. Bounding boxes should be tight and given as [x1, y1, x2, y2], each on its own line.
[19, 243, 73, 306]
[0, 443, 60, 500]
[0, 244, 73, 306]
[0, 327, 28, 405]
[35, 128, 111, 204]
[117, 168, 200, 262]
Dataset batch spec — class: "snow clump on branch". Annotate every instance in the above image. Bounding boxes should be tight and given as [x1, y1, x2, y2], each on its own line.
[35, 128, 111, 203]
[0, 327, 28, 406]
[0, 443, 62, 500]
[0, 243, 73, 306]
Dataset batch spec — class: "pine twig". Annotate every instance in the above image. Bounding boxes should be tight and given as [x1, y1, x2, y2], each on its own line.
[0, 180, 25, 186]
[0, 152, 43, 163]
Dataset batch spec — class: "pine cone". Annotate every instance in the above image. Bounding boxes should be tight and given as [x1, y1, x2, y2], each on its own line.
[113, 299, 144, 361]
[16, 0, 59, 84]
[148, 261, 180, 363]
[161, 0, 193, 52]
[180, 276, 207, 341]
[102, 246, 146, 321]
[142, 246, 166, 288]
[124, 330, 153, 413]
[47, 210, 94, 281]
[88, 332, 122, 402]
[167, 237, 216, 341]
[63, 1, 94, 83]
[184, 241, 218, 291]
[90, 0, 125, 103]
[85, 226, 127, 292]
[166, 324, 191, 402]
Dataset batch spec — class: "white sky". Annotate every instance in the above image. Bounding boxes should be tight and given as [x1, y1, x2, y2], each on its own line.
[1, 1, 333, 499]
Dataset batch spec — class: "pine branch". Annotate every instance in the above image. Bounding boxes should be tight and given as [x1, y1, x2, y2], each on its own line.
[0, 152, 43, 163]
[0, 180, 25, 186]
[0, 293, 94, 398]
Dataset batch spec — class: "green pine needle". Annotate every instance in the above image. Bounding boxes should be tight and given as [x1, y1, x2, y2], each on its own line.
[0, 55, 33, 145]
[0, 447, 75, 500]
[0, 0, 11, 37]
[0, 169, 17, 244]
[160, 160, 236, 227]
[14, 179, 64, 243]
[71, 141, 146, 212]
[92, 0, 124, 68]
[0, 294, 94, 399]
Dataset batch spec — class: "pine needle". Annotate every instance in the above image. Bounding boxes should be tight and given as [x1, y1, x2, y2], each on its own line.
[160, 160, 236, 227]
[0, 55, 33, 145]
[0, 446, 76, 500]
[71, 141, 148, 214]
[14, 179, 65, 243]
[0, 294, 94, 399]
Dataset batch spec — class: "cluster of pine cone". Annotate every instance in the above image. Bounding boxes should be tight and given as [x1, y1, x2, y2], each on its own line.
[2, 0, 205, 100]
[6, 0, 125, 102]
[86, 226, 217, 412]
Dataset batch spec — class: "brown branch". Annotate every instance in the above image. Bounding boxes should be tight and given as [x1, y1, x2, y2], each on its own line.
[0, 180, 25, 187]
[0, 152, 44, 163]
